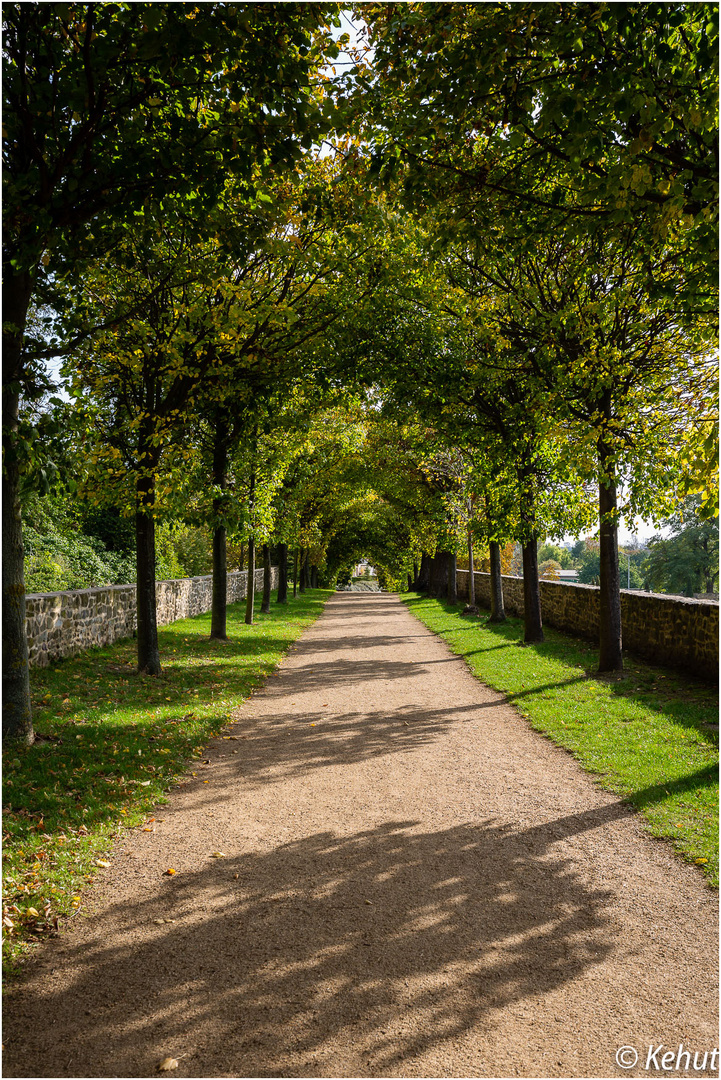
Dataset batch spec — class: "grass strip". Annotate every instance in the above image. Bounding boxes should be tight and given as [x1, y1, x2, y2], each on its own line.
[403, 594, 719, 887]
[2, 588, 331, 972]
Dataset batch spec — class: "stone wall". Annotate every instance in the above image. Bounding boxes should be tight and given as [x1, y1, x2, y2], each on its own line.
[457, 570, 719, 683]
[26, 567, 277, 668]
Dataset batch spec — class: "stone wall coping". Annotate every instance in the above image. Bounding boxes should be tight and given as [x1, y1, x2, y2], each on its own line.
[26, 567, 262, 602]
[26, 584, 138, 601]
[455, 569, 719, 607]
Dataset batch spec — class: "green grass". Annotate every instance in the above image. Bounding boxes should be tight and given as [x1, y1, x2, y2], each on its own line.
[404, 594, 719, 887]
[2, 589, 331, 971]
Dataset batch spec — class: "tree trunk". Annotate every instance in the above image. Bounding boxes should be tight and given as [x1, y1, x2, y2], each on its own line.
[244, 454, 256, 625]
[2, 270, 35, 742]
[417, 552, 431, 592]
[447, 551, 457, 605]
[299, 547, 307, 593]
[598, 450, 623, 671]
[467, 532, 476, 607]
[244, 536, 256, 625]
[428, 555, 438, 596]
[412, 560, 419, 589]
[277, 543, 288, 604]
[293, 548, 298, 598]
[407, 573, 413, 591]
[488, 540, 506, 623]
[261, 543, 272, 614]
[310, 564, 318, 589]
[428, 554, 441, 597]
[210, 425, 229, 640]
[210, 524, 228, 639]
[135, 474, 161, 675]
[2, 423, 33, 743]
[521, 540, 543, 643]
[432, 551, 453, 599]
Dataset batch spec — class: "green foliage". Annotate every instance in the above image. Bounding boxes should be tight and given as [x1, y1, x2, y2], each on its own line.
[4, 2, 339, 282]
[574, 541, 602, 587]
[23, 494, 135, 593]
[538, 559, 562, 581]
[643, 499, 720, 597]
[22, 494, 218, 593]
[538, 543, 573, 569]
[356, 3, 718, 302]
[172, 527, 213, 579]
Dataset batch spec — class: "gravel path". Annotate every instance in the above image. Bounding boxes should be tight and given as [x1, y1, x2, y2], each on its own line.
[4, 592, 718, 1079]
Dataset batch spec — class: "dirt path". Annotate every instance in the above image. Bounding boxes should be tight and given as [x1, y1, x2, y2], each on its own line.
[4, 593, 718, 1079]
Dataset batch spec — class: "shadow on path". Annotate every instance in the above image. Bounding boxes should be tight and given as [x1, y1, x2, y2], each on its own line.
[5, 812, 620, 1077]
[193, 702, 481, 794]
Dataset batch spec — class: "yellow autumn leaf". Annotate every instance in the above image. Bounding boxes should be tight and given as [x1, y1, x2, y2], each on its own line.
[95, 859, 111, 868]
[158, 1058, 179, 1071]
[210, 851, 227, 858]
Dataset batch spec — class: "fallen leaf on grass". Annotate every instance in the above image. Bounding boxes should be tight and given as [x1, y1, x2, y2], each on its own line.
[158, 1057, 179, 1071]
[95, 860, 111, 868]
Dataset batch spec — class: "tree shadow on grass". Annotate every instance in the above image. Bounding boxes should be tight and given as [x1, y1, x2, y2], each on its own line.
[3, 812, 620, 1078]
[442, 609, 719, 747]
[629, 766, 719, 810]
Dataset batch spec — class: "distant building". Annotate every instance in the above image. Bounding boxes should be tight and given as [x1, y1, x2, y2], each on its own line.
[354, 560, 376, 578]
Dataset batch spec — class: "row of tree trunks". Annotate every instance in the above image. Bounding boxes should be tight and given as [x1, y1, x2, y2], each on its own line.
[424, 551, 457, 601]
[415, 553, 431, 591]
[447, 552, 457, 604]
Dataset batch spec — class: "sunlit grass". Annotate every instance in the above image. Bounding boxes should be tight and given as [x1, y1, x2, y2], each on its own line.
[2, 589, 331, 971]
[404, 594, 719, 887]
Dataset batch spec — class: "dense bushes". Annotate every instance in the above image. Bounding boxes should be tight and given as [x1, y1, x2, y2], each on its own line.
[23, 493, 213, 593]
